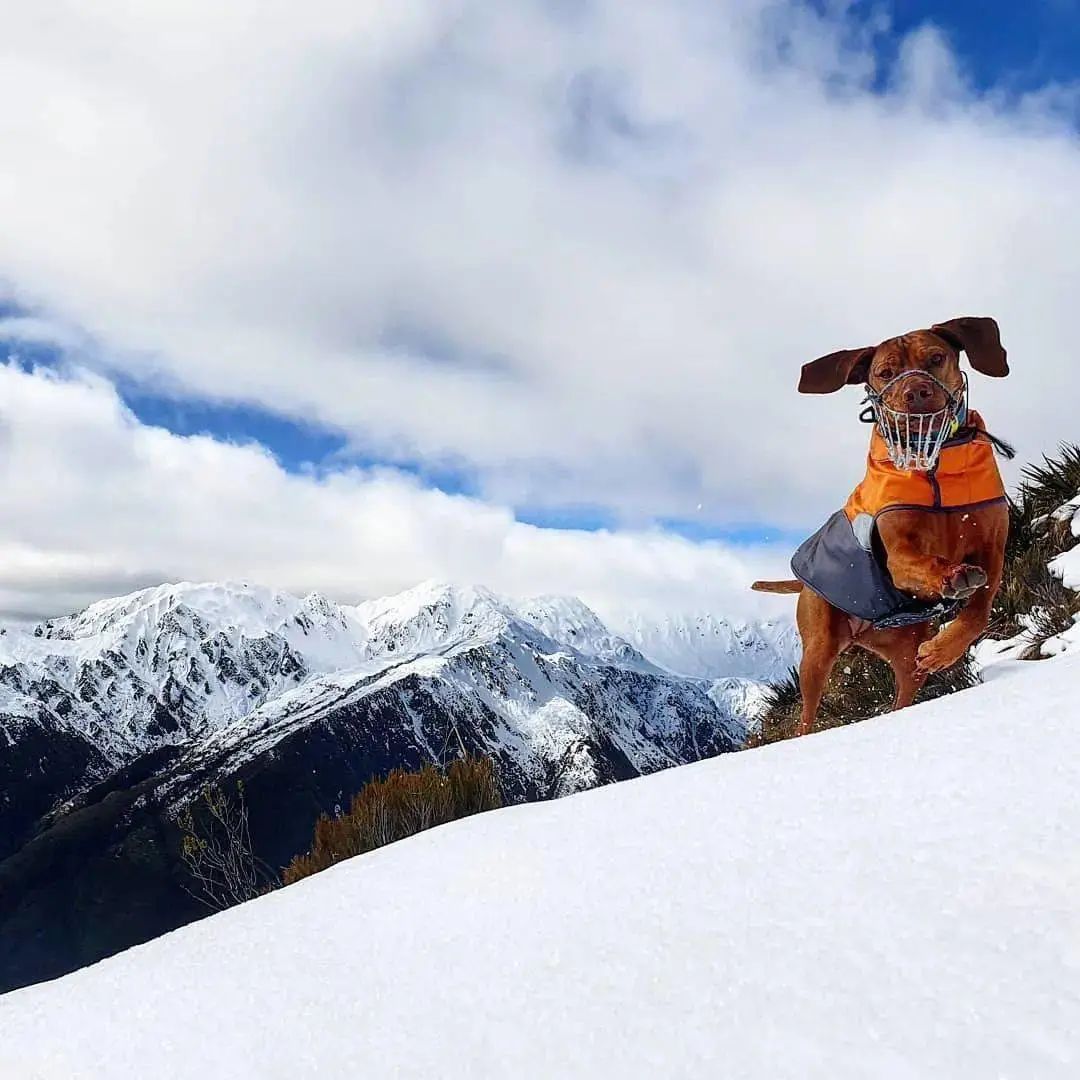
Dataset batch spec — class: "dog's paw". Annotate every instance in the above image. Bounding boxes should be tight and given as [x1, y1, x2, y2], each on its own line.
[941, 563, 988, 600]
[916, 635, 963, 675]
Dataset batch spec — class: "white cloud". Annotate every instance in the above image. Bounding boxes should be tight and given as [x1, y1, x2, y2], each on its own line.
[3, 1, 1080, 630]
[2, 1, 1077, 534]
[0, 364, 791, 622]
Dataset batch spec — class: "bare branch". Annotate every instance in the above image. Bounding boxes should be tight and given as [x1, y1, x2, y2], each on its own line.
[178, 783, 278, 911]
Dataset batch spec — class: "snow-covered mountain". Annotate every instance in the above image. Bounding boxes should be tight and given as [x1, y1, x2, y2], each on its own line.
[4, 650, 1077, 1079]
[0, 581, 794, 820]
[1, 579, 792, 769]
[0, 579, 794, 990]
[610, 607, 799, 681]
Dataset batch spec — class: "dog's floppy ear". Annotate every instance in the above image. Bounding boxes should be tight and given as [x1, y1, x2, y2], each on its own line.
[929, 316, 1008, 377]
[798, 346, 876, 394]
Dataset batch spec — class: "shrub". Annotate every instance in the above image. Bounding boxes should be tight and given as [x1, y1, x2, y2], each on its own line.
[1016, 443, 1080, 520]
[178, 782, 278, 909]
[989, 445, 1080, 649]
[283, 756, 501, 885]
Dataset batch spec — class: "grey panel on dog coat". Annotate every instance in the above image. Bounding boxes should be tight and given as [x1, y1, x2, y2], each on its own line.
[791, 510, 961, 628]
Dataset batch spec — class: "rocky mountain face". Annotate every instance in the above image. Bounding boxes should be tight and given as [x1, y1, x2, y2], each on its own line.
[0, 580, 796, 991]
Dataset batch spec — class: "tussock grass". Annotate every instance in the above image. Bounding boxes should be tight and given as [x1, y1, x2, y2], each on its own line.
[1018, 444, 1080, 520]
[990, 446, 1080, 647]
[749, 651, 978, 747]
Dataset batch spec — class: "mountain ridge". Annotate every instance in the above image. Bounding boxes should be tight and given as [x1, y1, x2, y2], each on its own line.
[1, 577, 796, 770]
[0, 577, 795, 991]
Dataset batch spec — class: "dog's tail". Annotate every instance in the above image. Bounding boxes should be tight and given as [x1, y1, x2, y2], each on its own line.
[751, 579, 803, 595]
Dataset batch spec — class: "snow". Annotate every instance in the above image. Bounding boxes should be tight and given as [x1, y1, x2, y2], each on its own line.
[1050, 493, 1080, 590]
[709, 675, 773, 726]
[511, 593, 655, 669]
[975, 488, 1080, 671]
[3, 653, 1079, 1079]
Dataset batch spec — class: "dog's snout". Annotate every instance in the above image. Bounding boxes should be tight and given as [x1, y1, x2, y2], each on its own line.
[903, 382, 935, 406]
[885, 375, 945, 414]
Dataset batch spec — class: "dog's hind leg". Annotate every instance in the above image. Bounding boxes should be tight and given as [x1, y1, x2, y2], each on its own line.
[795, 589, 850, 737]
[857, 623, 933, 711]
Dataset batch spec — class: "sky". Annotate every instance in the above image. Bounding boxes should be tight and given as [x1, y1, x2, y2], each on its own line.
[1, 0, 1079, 622]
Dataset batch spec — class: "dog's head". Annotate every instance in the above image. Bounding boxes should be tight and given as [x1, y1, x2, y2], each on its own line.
[798, 316, 1008, 414]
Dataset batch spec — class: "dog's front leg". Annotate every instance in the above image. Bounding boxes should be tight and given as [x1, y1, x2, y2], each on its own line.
[881, 506, 1007, 675]
[914, 586, 995, 674]
[885, 540, 994, 675]
[883, 541, 988, 604]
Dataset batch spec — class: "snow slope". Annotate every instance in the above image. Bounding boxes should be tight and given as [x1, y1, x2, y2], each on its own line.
[3, 652, 1077, 1079]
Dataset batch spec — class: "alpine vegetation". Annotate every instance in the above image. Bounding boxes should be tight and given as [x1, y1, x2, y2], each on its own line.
[178, 782, 278, 910]
[984, 445, 1080, 653]
[283, 757, 501, 886]
[748, 651, 979, 747]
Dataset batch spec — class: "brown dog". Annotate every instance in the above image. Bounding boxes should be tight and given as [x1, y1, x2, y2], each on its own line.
[753, 317, 1011, 737]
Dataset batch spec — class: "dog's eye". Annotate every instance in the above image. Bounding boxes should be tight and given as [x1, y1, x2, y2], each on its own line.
[929, 353, 944, 366]
[877, 368, 894, 381]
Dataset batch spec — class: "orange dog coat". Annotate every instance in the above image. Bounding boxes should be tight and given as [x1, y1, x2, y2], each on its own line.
[791, 412, 1006, 626]
[844, 410, 1006, 523]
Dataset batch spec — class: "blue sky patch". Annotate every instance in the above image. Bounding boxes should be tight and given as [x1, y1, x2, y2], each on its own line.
[857, 0, 1080, 95]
